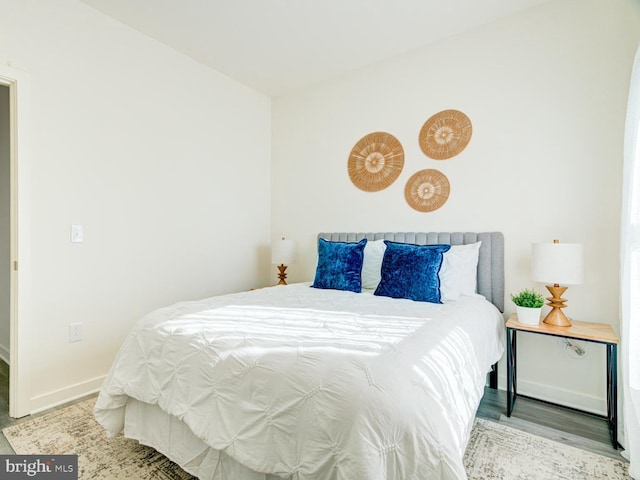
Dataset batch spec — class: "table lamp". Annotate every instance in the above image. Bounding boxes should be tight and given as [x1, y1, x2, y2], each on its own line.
[531, 239, 584, 326]
[272, 237, 296, 285]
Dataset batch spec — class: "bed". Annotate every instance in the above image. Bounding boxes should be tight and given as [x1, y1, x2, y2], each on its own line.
[94, 231, 505, 480]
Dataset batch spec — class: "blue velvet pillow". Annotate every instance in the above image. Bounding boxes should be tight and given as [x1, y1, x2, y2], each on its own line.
[312, 238, 367, 292]
[374, 241, 451, 303]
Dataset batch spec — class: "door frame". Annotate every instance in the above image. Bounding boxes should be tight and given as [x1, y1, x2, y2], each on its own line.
[0, 64, 32, 418]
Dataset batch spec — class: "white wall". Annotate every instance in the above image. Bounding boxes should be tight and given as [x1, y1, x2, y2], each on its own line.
[0, 85, 9, 364]
[272, 0, 640, 414]
[0, 0, 271, 411]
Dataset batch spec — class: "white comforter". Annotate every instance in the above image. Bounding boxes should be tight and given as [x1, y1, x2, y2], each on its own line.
[94, 283, 504, 480]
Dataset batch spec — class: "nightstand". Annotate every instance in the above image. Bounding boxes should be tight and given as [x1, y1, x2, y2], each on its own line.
[506, 314, 619, 449]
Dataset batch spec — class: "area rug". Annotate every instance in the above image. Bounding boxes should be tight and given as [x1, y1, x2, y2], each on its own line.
[2, 396, 632, 479]
[3, 397, 193, 480]
[464, 418, 631, 479]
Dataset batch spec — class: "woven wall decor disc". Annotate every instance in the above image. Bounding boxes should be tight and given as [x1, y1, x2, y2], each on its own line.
[348, 131, 404, 192]
[419, 109, 472, 160]
[404, 169, 450, 212]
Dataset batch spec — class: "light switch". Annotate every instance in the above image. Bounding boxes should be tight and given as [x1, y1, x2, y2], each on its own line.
[71, 224, 83, 243]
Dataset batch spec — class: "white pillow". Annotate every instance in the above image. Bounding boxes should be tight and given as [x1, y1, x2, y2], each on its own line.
[361, 239, 387, 289]
[439, 241, 482, 301]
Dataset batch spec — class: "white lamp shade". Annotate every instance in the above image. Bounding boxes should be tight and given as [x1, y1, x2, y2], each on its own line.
[272, 238, 296, 265]
[531, 242, 584, 285]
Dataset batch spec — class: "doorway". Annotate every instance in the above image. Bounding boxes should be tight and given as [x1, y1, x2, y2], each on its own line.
[0, 64, 32, 419]
[0, 84, 8, 415]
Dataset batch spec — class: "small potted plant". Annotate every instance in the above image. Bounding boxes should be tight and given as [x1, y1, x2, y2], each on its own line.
[510, 288, 545, 325]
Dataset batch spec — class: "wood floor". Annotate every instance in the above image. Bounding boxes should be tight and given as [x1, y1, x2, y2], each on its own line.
[477, 387, 624, 461]
[0, 359, 14, 454]
[0, 364, 626, 464]
[0, 360, 7, 412]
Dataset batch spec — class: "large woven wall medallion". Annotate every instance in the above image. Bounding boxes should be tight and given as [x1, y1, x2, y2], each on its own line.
[348, 132, 404, 192]
[419, 110, 472, 160]
[405, 169, 450, 212]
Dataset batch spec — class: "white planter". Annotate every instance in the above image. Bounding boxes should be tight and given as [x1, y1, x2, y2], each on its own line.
[516, 305, 542, 326]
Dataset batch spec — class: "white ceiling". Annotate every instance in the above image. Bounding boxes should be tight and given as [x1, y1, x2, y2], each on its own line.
[79, 0, 551, 97]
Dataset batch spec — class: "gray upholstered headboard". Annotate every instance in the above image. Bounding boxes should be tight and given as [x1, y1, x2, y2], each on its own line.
[317, 232, 505, 313]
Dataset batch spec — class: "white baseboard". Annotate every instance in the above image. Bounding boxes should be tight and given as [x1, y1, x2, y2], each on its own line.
[497, 374, 606, 416]
[29, 375, 105, 415]
[25, 373, 608, 421]
[0, 344, 9, 365]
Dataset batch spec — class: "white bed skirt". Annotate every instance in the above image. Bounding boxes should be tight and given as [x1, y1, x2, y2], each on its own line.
[124, 397, 288, 480]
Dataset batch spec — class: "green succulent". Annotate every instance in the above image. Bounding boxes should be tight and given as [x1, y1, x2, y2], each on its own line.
[510, 288, 544, 308]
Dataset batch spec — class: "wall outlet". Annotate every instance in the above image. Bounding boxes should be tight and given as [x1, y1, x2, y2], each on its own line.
[69, 323, 83, 342]
[557, 337, 587, 359]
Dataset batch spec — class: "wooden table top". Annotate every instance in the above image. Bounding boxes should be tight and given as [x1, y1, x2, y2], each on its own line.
[506, 313, 619, 344]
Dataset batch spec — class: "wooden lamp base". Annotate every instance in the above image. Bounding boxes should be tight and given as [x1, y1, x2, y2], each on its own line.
[542, 284, 572, 327]
[277, 264, 288, 285]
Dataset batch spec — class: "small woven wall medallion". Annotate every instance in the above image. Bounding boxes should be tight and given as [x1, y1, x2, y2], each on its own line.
[348, 132, 404, 192]
[405, 169, 450, 212]
[419, 110, 472, 160]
